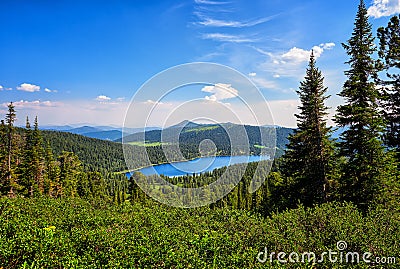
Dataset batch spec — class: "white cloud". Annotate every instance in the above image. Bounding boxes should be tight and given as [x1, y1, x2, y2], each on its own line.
[281, 43, 335, 63]
[322, 42, 335, 50]
[96, 95, 111, 101]
[201, 83, 239, 101]
[368, 0, 400, 18]
[4, 100, 59, 109]
[44, 88, 57, 93]
[281, 47, 311, 62]
[0, 85, 11, 91]
[17, 83, 40, 92]
[202, 33, 256, 43]
[248, 72, 257, 77]
[257, 43, 335, 79]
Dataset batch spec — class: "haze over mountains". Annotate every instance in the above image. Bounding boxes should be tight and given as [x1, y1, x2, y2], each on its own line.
[39, 121, 345, 154]
[40, 125, 160, 141]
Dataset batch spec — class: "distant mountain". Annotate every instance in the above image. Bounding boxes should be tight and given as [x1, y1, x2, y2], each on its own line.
[40, 125, 160, 141]
[83, 130, 126, 141]
[40, 125, 74, 131]
[66, 126, 103, 135]
[169, 120, 202, 129]
[118, 122, 293, 157]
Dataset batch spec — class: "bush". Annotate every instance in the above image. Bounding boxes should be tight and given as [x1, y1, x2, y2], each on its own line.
[0, 198, 398, 268]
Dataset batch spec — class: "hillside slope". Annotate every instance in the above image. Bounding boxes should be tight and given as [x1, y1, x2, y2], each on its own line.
[119, 122, 293, 157]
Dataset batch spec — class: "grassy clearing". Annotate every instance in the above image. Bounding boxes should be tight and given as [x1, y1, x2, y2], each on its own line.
[183, 125, 219, 133]
[128, 141, 168, 147]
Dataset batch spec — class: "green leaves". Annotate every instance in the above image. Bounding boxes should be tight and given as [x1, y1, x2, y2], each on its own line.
[1, 198, 399, 268]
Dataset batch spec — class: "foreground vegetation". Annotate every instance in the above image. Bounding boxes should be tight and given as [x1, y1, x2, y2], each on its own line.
[1, 197, 399, 269]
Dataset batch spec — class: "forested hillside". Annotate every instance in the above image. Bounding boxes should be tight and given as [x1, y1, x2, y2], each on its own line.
[120, 122, 293, 157]
[41, 130, 127, 172]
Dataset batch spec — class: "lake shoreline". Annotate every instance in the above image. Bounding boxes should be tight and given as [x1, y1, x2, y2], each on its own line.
[126, 154, 270, 177]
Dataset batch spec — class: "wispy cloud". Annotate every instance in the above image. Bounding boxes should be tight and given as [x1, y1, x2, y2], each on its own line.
[194, 0, 231, 5]
[250, 77, 279, 90]
[202, 33, 256, 43]
[142, 99, 165, 105]
[196, 14, 278, 27]
[44, 88, 58, 93]
[367, 0, 400, 18]
[17, 83, 40, 92]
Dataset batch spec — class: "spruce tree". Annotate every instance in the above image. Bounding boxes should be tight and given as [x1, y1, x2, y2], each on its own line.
[283, 52, 334, 206]
[20, 116, 35, 196]
[4, 102, 20, 196]
[58, 151, 82, 197]
[44, 142, 61, 197]
[377, 15, 400, 157]
[335, 0, 392, 208]
[32, 116, 45, 194]
[0, 120, 6, 194]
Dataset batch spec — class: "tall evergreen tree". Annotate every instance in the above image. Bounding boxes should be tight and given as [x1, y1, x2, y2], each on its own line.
[43, 142, 61, 197]
[20, 116, 35, 196]
[0, 120, 7, 194]
[282, 52, 335, 206]
[20, 116, 45, 196]
[4, 102, 20, 197]
[335, 0, 393, 208]
[377, 15, 400, 157]
[58, 151, 82, 197]
[32, 116, 45, 194]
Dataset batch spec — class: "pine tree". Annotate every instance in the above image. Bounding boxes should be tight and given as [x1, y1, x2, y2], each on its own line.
[20, 116, 35, 196]
[58, 151, 82, 197]
[282, 52, 335, 207]
[43, 142, 61, 197]
[335, 0, 394, 208]
[20, 116, 45, 196]
[0, 120, 7, 194]
[32, 117, 45, 194]
[377, 15, 400, 158]
[4, 102, 20, 197]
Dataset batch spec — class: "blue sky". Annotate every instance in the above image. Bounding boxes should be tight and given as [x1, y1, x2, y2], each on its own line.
[0, 0, 399, 127]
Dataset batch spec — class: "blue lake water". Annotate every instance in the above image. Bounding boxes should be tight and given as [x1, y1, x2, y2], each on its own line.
[127, 155, 269, 177]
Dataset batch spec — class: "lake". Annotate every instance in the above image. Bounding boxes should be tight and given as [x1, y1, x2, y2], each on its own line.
[127, 155, 269, 177]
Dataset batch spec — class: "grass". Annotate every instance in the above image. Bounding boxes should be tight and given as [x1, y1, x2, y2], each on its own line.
[183, 125, 219, 133]
[128, 141, 168, 147]
[254, 144, 266, 149]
